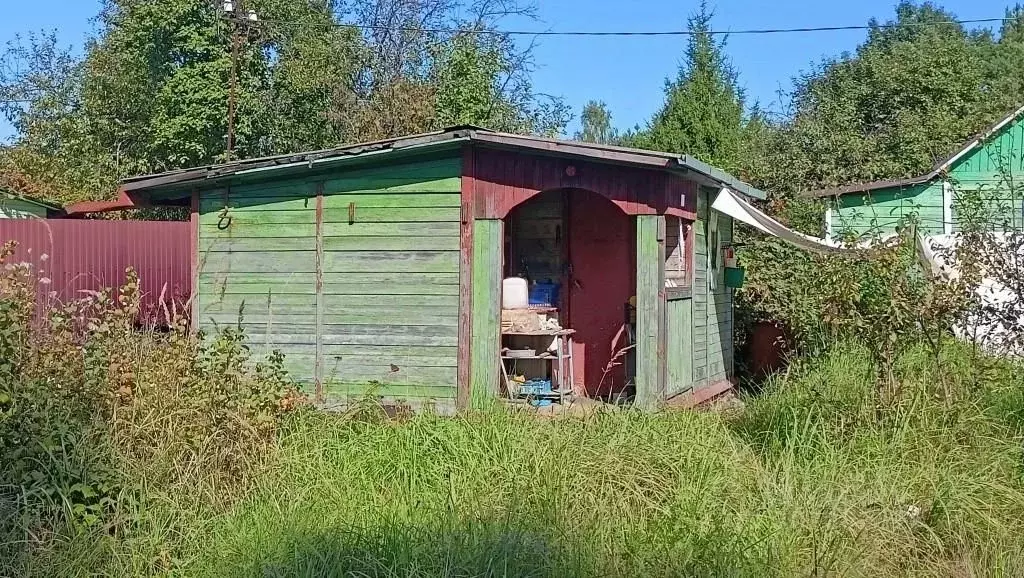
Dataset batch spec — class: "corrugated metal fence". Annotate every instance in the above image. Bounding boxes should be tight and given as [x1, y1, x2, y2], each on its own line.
[0, 219, 191, 323]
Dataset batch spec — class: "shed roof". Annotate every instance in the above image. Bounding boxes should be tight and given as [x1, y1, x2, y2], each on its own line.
[1, 189, 63, 212]
[804, 103, 1024, 199]
[68, 126, 764, 215]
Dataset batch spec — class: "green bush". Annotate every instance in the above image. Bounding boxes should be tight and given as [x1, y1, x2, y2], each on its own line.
[0, 242, 300, 574]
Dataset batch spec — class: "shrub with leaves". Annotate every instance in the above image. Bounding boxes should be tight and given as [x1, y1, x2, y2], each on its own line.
[0, 244, 301, 568]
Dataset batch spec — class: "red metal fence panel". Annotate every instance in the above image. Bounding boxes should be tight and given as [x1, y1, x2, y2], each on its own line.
[0, 219, 191, 323]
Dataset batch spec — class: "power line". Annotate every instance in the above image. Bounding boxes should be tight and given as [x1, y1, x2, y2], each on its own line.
[252, 16, 1014, 37]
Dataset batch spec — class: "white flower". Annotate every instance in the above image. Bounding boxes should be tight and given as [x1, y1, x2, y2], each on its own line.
[39, 277, 51, 285]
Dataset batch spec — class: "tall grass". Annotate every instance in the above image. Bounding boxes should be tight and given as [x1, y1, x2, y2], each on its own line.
[19, 342, 1023, 577]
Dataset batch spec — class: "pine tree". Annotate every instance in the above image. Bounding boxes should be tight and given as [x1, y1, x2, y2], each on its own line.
[639, 1, 744, 170]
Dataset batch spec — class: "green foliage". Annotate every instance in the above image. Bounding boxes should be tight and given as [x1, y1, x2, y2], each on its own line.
[574, 100, 620, 144]
[13, 343, 1024, 576]
[636, 1, 745, 170]
[0, 0, 568, 205]
[0, 246, 299, 573]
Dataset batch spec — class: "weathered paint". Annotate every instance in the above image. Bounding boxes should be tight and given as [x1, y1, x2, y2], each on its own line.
[691, 187, 734, 390]
[0, 197, 49, 219]
[457, 146, 475, 410]
[830, 113, 1024, 236]
[566, 190, 634, 397]
[197, 155, 463, 403]
[469, 148, 697, 219]
[469, 218, 503, 407]
[634, 214, 665, 409]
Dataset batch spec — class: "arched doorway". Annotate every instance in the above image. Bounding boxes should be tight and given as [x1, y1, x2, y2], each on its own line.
[503, 188, 635, 399]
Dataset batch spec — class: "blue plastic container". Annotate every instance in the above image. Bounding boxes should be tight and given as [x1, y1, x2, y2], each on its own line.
[518, 379, 553, 396]
[529, 282, 561, 306]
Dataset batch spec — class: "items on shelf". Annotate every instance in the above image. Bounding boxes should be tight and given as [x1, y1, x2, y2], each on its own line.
[502, 277, 529, 309]
[528, 281, 560, 307]
[501, 307, 562, 334]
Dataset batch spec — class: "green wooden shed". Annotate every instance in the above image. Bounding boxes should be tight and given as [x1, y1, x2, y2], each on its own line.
[1, 190, 63, 219]
[116, 127, 765, 412]
[808, 105, 1024, 237]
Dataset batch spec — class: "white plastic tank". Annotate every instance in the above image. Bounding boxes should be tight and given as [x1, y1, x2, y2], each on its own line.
[502, 277, 529, 309]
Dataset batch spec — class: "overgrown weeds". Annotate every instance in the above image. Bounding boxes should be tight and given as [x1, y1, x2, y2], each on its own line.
[0, 242, 300, 575]
[5, 240, 1024, 576]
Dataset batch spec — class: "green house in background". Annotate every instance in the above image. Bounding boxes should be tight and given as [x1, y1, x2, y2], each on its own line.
[808, 105, 1024, 237]
[111, 127, 764, 413]
[0, 191, 62, 219]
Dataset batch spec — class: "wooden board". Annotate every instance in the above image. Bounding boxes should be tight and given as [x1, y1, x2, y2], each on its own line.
[635, 215, 665, 409]
[469, 219, 502, 408]
[665, 297, 693, 398]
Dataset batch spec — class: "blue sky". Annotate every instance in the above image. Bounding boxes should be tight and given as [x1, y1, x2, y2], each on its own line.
[0, 0, 1015, 137]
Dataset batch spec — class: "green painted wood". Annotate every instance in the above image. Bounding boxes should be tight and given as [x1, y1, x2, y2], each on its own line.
[201, 235, 459, 253]
[238, 324, 457, 346]
[200, 223, 317, 238]
[201, 252, 317, 273]
[279, 355, 456, 386]
[194, 154, 465, 400]
[323, 365, 457, 388]
[665, 298, 693, 398]
[201, 206, 460, 226]
[322, 382, 457, 400]
[0, 198, 49, 218]
[635, 214, 664, 409]
[321, 222, 461, 237]
[207, 281, 460, 296]
[322, 309, 459, 326]
[469, 219, 502, 408]
[321, 344, 458, 358]
[321, 250, 459, 273]
[321, 207, 461, 223]
[321, 192, 461, 207]
[321, 325, 458, 346]
[322, 236, 460, 251]
[320, 294, 458, 308]
[202, 191, 462, 214]
[199, 272, 318, 286]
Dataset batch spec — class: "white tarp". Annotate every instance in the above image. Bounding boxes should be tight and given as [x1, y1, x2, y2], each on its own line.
[711, 188, 849, 255]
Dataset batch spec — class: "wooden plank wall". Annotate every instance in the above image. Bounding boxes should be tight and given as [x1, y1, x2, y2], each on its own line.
[691, 187, 734, 388]
[470, 219, 503, 407]
[664, 215, 694, 398]
[635, 214, 665, 408]
[197, 180, 320, 387]
[197, 157, 463, 405]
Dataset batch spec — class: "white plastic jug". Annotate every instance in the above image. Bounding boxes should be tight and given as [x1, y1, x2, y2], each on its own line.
[502, 277, 529, 309]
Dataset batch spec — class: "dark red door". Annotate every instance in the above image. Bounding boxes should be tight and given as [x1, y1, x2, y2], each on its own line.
[566, 190, 634, 397]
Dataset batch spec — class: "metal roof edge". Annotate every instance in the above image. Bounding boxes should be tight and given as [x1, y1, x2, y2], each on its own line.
[116, 125, 768, 202]
[1, 190, 63, 212]
[676, 155, 767, 200]
[804, 104, 1024, 200]
[803, 175, 934, 199]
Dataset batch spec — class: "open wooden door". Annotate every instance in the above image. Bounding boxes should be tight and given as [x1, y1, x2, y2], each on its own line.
[664, 216, 693, 398]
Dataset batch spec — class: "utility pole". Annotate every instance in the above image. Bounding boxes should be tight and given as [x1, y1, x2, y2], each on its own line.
[222, 0, 257, 162]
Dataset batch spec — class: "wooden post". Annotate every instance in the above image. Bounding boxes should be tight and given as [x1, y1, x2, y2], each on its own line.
[635, 214, 666, 409]
[457, 146, 476, 410]
[189, 188, 199, 333]
[469, 218, 503, 408]
[314, 182, 325, 402]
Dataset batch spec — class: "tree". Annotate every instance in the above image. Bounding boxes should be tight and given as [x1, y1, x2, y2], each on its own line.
[0, 0, 568, 205]
[750, 2, 999, 196]
[638, 1, 744, 170]
[575, 100, 619, 144]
